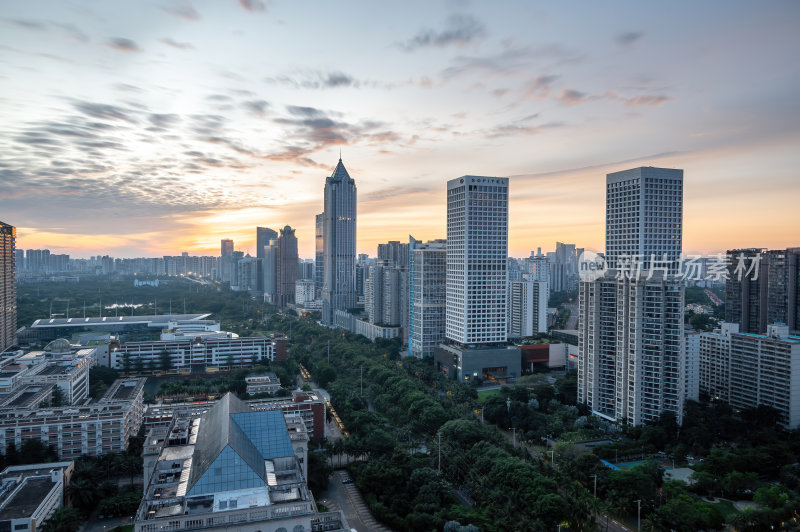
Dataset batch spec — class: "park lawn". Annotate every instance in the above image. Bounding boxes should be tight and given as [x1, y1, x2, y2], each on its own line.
[477, 389, 502, 402]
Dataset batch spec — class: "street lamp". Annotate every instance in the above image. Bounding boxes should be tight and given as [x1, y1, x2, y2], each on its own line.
[635, 499, 641, 531]
[547, 450, 554, 467]
[591, 474, 597, 498]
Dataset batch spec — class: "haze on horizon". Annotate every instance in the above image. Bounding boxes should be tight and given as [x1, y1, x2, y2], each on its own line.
[1, 0, 798, 259]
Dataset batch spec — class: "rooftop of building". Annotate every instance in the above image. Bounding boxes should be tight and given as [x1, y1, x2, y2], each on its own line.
[328, 157, 352, 182]
[139, 393, 312, 526]
[0, 385, 53, 409]
[734, 332, 800, 343]
[30, 314, 211, 329]
[0, 477, 55, 520]
[245, 372, 279, 383]
[101, 378, 146, 402]
[0, 462, 72, 521]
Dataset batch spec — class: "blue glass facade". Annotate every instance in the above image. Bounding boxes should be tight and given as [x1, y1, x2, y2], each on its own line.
[188, 445, 267, 496]
[231, 411, 295, 459]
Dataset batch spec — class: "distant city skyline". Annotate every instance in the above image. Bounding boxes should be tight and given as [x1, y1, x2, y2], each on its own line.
[1, 1, 798, 258]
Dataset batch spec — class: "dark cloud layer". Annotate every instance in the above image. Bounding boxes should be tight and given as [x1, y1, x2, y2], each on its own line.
[163, 4, 200, 21]
[265, 71, 367, 90]
[160, 38, 194, 50]
[616, 32, 644, 47]
[401, 14, 485, 51]
[107, 37, 140, 52]
[443, 44, 583, 79]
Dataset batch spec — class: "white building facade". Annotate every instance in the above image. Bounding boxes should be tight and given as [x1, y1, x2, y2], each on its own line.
[445, 176, 509, 345]
[508, 280, 548, 338]
[578, 167, 686, 426]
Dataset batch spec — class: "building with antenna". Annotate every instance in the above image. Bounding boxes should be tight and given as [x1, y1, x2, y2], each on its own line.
[321, 158, 357, 325]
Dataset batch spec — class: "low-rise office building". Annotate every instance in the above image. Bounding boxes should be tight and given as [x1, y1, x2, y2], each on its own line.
[245, 373, 281, 396]
[110, 334, 280, 371]
[0, 462, 74, 532]
[0, 339, 98, 408]
[434, 343, 521, 384]
[0, 378, 145, 458]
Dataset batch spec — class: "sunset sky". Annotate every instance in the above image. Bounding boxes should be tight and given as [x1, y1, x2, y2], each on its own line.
[1, 1, 798, 259]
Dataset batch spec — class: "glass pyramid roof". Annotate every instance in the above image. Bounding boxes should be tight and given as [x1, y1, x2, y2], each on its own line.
[186, 394, 294, 496]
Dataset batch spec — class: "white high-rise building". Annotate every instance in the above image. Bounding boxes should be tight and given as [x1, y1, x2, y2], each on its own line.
[605, 167, 683, 272]
[508, 280, 548, 338]
[445, 176, 509, 345]
[408, 238, 446, 358]
[322, 158, 357, 325]
[578, 167, 686, 426]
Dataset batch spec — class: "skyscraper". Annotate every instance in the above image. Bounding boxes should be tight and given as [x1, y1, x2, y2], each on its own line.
[314, 213, 324, 297]
[605, 167, 683, 272]
[220, 239, 234, 283]
[256, 227, 278, 259]
[725, 248, 768, 333]
[263, 240, 279, 304]
[408, 238, 446, 358]
[578, 167, 685, 426]
[0, 221, 17, 352]
[276, 226, 298, 307]
[445, 176, 509, 344]
[435, 176, 519, 382]
[256, 227, 278, 293]
[725, 247, 799, 334]
[377, 241, 409, 269]
[322, 158, 357, 325]
[221, 239, 234, 257]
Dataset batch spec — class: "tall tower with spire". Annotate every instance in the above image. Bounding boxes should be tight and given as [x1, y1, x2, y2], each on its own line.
[321, 157, 357, 325]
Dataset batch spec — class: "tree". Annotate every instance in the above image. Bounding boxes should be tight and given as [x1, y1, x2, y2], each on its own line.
[69, 477, 100, 512]
[314, 362, 337, 388]
[40, 506, 82, 532]
[159, 349, 173, 372]
[20, 439, 57, 464]
[306, 450, 332, 493]
[51, 386, 66, 407]
[754, 485, 789, 510]
[688, 312, 711, 330]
